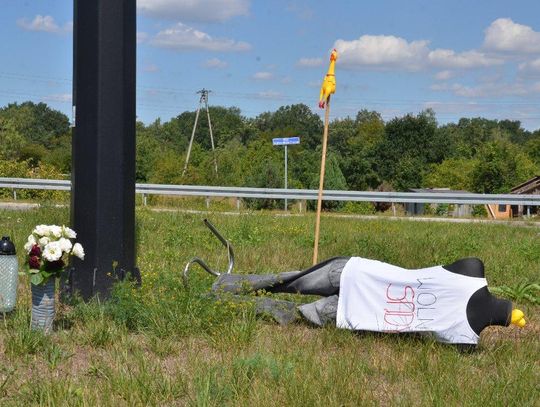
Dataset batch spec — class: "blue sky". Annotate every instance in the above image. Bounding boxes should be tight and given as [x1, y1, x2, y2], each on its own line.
[1, 1, 540, 129]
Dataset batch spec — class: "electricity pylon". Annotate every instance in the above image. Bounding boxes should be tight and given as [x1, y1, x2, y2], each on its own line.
[182, 88, 218, 176]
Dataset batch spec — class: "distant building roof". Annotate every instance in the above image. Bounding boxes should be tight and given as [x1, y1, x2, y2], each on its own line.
[510, 176, 540, 194]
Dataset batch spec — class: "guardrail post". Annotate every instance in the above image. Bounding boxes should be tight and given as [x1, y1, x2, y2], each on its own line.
[13, 189, 16, 200]
[392, 203, 396, 216]
[236, 198, 240, 211]
[143, 194, 147, 206]
[206, 197, 210, 209]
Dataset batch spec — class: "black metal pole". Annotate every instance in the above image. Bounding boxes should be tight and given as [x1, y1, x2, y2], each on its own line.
[68, 0, 139, 300]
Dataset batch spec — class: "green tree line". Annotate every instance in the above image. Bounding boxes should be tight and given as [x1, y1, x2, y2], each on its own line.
[1, 101, 539, 206]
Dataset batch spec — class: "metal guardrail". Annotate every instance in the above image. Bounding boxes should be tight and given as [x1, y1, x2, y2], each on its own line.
[0, 177, 539, 206]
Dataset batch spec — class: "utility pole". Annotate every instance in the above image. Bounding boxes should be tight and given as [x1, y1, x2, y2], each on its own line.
[182, 89, 218, 177]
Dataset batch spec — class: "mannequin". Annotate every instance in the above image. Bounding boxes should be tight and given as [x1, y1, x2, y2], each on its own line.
[211, 257, 526, 346]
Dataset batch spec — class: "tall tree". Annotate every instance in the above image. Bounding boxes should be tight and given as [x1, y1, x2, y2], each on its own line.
[471, 140, 539, 193]
[308, 151, 348, 210]
[0, 118, 26, 161]
[424, 158, 478, 191]
[0, 101, 70, 148]
[254, 104, 323, 150]
[161, 106, 249, 152]
[454, 118, 499, 157]
[375, 109, 442, 190]
[498, 119, 530, 145]
[524, 133, 540, 166]
[355, 109, 385, 149]
[136, 121, 166, 182]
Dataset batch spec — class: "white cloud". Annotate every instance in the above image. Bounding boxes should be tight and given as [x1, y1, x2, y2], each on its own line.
[150, 23, 251, 52]
[428, 49, 503, 68]
[334, 35, 430, 71]
[17, 15, 69, 33]
[477, 72, 504, 84]
[434, 70, 455, 80]
[137, 0, 249, 22]
[203, 58, 228, 69]
[252, 71, 273, 80]
[297, 57, 323, 67]
[519, 58, 540, 74]
[333, 20, 540, 73]
[334, 33, 506, 72]
[484, 18, 540, 53]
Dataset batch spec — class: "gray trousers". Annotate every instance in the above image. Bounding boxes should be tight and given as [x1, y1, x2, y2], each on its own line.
[211, 257, 350, 326]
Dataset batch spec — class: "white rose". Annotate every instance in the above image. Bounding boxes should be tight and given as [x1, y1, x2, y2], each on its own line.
[58, 237, 73, 253]
[43, 241, 63, 262]
[49, 225, 62, 238]
[33, 224, 50, 237]
[24, 234, 37, 253]
[71, 243, 85, 260]
[39, 236, 50, 247]
[62, 226, 77, 239]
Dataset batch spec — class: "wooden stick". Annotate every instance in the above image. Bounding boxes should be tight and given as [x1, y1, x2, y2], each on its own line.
[313, 96, 331, 265]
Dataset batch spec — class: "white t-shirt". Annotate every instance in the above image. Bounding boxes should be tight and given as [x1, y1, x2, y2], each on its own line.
[336, 257, 487, 344]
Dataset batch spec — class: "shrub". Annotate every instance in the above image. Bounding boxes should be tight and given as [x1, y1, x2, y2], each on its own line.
[341, 201, 375, 215]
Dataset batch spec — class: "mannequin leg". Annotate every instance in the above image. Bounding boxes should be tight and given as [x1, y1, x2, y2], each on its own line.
[298, 295, 339, 326]
[210, 257, 349, 327]
[269, 257, 348, 296]
[210, 294, 339, 326]
[211, 257, 349, 296]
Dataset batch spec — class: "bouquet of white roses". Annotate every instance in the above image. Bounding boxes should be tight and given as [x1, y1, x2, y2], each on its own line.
[24, 224, 85, 285]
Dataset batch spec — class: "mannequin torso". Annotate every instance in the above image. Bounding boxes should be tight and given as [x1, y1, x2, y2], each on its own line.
[443, 258, 512, 335]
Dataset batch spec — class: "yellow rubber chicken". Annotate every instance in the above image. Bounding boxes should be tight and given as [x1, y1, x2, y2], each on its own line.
[511, 309, 526, 327]
[319, 49, 338, 109]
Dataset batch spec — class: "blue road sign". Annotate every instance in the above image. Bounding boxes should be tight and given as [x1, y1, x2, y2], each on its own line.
[272, 137, 300, 146]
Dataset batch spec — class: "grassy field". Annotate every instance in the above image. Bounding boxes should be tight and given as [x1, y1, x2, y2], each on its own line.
[0, 207, 538, 406]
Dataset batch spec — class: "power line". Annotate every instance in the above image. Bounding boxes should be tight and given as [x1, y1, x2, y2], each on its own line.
[1, 71, 540, 107]
[2, 91, 539, 123]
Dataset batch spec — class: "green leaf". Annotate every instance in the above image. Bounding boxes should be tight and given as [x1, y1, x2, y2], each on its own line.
[30, 273, 44, 286]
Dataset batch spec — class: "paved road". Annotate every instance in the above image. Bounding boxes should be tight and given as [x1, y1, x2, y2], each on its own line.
[0, 202, 40, 210]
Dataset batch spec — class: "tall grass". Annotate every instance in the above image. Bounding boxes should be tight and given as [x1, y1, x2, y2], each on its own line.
[0, 207, 538, 406]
